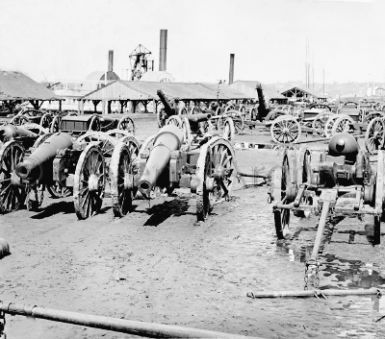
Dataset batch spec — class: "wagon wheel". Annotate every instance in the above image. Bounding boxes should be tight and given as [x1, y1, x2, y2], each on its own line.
[157, 107, 168, 128]
[363, 111, 383, 125]
[312, 113, 331, 137]
[196, 139, 235, 221]
[227, 110, 245, 133]
[365, 117, 385, 155]
[40, 113, 53, 130]
[331, 116, 356, 136]
[324, 115, 340, 138]
[10, 114, 30, 126]
[73, 144, 106, 219]
[273, 150, 298, 239]
[50, 115, 61, 133]
[110, 139, 140, 217]
[166, 115, 183, 128]
[178, 107, 188, 116]
[117, 116, 135, 135]
[0, 141, 26, 213]
[88, 115, 101, 131]
[76, 132, 116, 158]
[190, 106, 200, 115]
[270, 116, 301, 144]
[222, 117, 235, 141]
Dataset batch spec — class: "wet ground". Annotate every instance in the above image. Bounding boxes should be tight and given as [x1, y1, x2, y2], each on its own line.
[1, 116, 385, 338]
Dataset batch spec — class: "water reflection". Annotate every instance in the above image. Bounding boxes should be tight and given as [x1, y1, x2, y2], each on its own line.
[276, 239, 385, 290]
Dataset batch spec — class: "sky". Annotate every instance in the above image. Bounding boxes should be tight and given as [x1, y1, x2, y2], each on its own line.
[0, 0, 384, 84]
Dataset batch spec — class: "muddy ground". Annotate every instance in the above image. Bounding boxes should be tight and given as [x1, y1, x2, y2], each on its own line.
[1, 116, 385, 338]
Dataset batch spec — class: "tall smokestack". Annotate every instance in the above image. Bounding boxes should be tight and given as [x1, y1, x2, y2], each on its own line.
[229, 53, 235, 85]
[108, 50, 114, 72]
[159, 29, 168, 71]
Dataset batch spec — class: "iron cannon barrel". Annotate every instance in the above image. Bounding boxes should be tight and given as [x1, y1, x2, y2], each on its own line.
[0, 125, 38, 141]
[187, 113, 211, 123]
[157, 90, 176, 116]
[16, 133, 73, 179]
[138, 125, 184, 197]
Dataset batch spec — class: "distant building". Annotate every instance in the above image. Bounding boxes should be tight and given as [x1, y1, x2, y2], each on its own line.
[42, 71, 120, 112]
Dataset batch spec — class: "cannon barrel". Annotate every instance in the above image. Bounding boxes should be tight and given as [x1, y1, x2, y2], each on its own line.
[328, 133, 359, 162]
[138, 125, 184, 197]
[16, 133, 73, 180]
[256, 83, 269, 119]
[157, 90, 177, 116]
[187, 113, 212, 123]
[0, 125, 38, 141]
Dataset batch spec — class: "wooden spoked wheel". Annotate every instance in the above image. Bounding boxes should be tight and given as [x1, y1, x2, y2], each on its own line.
[40, 113, 53, 130]
[273, 150, 298, 239]
[222, 118, 235, 141]
[270, 116, 301, 144]
[196, 140, 235, 221]
[166, 115, 183, 127]
[10, 114, 30, 126]
[0, 141, 26, 213]
[110, 139, 140, 217]
[365, 117, 385, 155]
[88, 115, 101, 131]
[324, 115, 339, 138]
[331, 116, 355, 135]
[311, 113, 331, 137]
[50, 115, 61, 133]
[118, 116, 135, 135]
[227, 110, 245, 133]
[73, 144, 106, 219]
[76, 132, 116, 158]
[157, 105, 167, 128]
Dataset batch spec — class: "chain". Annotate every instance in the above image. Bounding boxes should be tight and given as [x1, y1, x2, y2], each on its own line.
[0, 310, 6, 339]
[304, 261, 320, 290]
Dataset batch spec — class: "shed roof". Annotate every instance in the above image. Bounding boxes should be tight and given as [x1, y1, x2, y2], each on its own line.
[0, 71, 60, 101]
[81, 81, 254, 101]
[81, 81, 153, 101]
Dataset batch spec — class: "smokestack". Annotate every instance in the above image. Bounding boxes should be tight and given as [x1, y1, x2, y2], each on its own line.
[159, 29, 168, 71]
[108, 50, 114, 72]
[229, 53, 235, 85]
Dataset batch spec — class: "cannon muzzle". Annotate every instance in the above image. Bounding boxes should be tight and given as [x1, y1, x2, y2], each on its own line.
[157, 90, 177, 116]
[16, 133, 73, 180]
[138, 125, 184, 197]
[0, 125, 38, 141]
[328, 133, 359, 162]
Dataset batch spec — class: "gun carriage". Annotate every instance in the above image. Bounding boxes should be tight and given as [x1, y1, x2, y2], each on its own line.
[270, 132, 384, 287]
[0, 121, 52, 213]
[109, 113, 238, 221]
[0, 113, 137, 218]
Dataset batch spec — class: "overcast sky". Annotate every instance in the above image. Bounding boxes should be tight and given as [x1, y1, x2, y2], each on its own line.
[0, 0, 383, 83]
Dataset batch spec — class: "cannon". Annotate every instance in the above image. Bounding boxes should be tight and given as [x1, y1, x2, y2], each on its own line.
[270, 132, 384, 288]
[109, 121, 238, 220]
[156, 90, 180, 127]
[0, 123, 50, 213]
[5, 113, 138, 217]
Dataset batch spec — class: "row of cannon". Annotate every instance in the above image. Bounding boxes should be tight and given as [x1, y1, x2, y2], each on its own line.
[0, 108, 237, 222]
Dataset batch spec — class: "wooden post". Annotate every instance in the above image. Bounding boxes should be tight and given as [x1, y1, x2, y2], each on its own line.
[58, 100, 62, 112]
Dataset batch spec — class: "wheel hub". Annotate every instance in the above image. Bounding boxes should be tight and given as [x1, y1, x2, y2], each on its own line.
[205, 177, 215, 191]
[282, 127, 290, 134]
[88, 174, 99, 191]
[10, 171, 22, 186]
[123, 173, 134, 189]
[213, 166, 225, 179]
